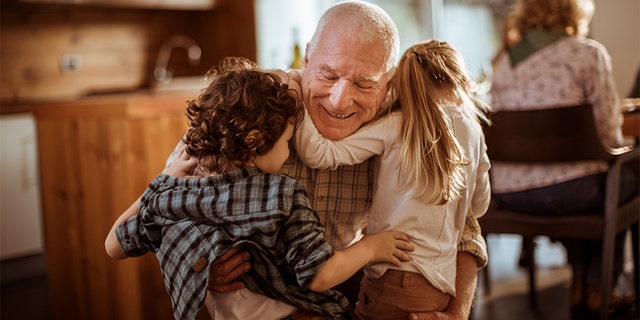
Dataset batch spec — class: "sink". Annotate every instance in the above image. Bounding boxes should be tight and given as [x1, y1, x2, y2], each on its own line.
[151, 76, 207, 93]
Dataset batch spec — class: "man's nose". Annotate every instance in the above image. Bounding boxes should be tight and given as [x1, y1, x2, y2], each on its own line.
[329, 80, 353, 110]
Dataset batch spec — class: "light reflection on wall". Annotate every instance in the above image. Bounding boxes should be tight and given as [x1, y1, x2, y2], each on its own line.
[255, 0, 500, 82]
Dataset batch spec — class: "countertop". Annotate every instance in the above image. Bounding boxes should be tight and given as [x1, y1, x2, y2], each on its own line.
[1, 88, 202, 117]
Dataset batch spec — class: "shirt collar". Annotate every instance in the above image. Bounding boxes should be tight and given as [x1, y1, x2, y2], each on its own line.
[508, 29, 569, 67]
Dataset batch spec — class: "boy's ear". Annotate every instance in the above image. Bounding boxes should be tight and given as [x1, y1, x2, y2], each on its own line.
[244, 129, 262, 150]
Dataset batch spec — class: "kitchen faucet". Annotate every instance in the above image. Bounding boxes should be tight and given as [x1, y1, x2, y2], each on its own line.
[154, 35, 202, 84]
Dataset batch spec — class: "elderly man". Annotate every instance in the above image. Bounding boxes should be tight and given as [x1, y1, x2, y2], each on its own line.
[209, 2, 487, 319]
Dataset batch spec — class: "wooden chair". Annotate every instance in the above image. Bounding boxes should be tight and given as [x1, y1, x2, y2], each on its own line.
[479, 104, 639, 320]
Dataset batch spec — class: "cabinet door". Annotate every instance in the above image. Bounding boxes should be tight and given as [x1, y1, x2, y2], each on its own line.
[35, 104, 191, 320]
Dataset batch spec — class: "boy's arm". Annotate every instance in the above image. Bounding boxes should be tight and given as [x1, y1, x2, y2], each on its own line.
[104, 143, 198, 260]
[105, 197, 141, 259]
[308, 230, 414, 292]
[294, 108, 394, 170]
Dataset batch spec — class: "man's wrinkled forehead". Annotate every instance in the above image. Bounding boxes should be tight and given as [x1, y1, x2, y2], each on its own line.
[312, 37, 389, 77]
[315, 61, 386, 84]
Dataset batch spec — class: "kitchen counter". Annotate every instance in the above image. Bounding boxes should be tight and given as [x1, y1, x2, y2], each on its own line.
[33, 90, 199, 118]
[2, 85, 202, 114]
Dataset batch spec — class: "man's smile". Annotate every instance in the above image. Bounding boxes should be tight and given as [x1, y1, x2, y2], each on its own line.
[323, 106, 356, 119]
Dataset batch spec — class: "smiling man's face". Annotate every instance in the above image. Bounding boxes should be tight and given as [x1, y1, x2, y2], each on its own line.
[299, 27, 392, 141]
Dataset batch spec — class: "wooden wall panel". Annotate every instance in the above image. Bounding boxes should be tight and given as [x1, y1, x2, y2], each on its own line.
[196, 0, 257, 67]
[0, 0, 256, 104]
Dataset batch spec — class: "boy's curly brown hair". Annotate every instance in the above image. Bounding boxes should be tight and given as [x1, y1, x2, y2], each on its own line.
[182, 57, 303, 174]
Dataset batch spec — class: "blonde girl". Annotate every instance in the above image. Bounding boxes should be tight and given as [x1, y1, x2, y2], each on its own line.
[295, 40, 491, 319]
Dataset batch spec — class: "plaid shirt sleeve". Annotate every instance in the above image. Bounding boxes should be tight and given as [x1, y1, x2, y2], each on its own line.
[282, 180, 334, 288]
[116, 213, 156, 257]
[458, 213, 488, 268]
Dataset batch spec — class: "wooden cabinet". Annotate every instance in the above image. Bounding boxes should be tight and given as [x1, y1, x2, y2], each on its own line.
[32, 92, 200, 320]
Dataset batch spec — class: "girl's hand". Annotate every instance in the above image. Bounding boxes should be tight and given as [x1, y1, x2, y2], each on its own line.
[360, 230, 414, 266]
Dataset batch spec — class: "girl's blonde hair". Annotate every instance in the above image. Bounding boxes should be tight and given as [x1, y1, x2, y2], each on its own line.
[393, 40, 490, 205]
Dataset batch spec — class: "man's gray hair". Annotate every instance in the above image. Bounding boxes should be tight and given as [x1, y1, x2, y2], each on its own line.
[307, 0, 400, 74]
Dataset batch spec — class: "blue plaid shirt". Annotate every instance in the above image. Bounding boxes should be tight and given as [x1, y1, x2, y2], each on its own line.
[116, 167, 350, 320]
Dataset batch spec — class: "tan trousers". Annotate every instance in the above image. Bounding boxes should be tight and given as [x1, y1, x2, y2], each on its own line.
[354, 269, 451, 320]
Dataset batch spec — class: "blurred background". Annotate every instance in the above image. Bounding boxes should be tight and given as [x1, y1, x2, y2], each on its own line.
[0, 0, 638, 319]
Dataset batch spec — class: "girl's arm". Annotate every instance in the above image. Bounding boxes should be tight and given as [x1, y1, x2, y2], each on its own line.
[279, 67, 389, 170]
[294, 109, 398, 170]
[308, 230, 414, 292]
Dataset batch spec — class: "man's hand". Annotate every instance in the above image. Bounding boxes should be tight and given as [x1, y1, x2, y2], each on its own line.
[408, 311, 462, 320]
[207, 246, 252, 293]
[409, 252, 478, 320]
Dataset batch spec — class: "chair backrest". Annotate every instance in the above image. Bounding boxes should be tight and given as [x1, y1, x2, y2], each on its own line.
[484, 104, 613, 163]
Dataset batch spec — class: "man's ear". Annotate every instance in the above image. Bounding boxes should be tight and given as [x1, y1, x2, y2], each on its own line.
[244, 129, 262, 150]
[385, 66, 396, 93]
[303, 43, 310, 66]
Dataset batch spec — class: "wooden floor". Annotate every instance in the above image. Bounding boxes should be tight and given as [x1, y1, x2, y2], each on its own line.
[474, 234, 638, 320]
[1, 235, 637, 320]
